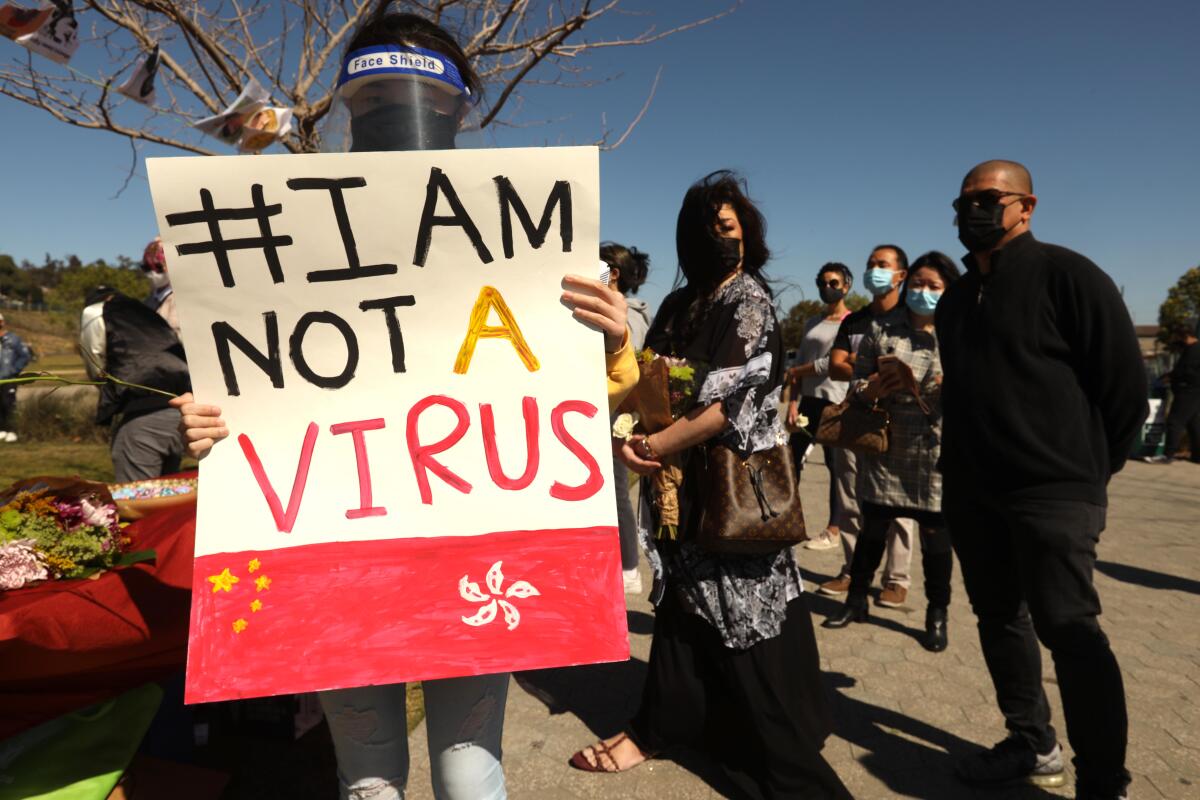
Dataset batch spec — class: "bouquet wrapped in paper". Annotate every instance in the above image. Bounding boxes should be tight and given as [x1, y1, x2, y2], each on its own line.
[613, 350, 706, 540]
[0, 477, 153, 591]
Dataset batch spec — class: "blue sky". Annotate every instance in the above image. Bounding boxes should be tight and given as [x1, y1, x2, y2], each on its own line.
[2, 0, 1197, 324]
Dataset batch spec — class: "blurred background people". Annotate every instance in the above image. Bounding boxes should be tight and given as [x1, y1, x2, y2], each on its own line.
[819, 245, 917, 610]
[79, 274, 189, 482]
[821, 251, 959, 653]
[0, 312, 32, 443]
[140, 236, 180, 334]
[786, 262, 852, 549]
[602, 241, 653, 594]
[1148, 319, 1200, 464]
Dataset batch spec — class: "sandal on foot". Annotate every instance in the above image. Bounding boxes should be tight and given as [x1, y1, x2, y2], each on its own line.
[568, 733, 648, 773]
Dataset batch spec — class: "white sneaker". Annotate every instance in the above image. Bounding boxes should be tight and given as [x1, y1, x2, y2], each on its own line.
[622, 568, 643, 594]
[1, 432, 16, 443]
[803, 529, 840, 551]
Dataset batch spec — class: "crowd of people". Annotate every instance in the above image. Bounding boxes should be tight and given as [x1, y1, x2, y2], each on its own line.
[1, 2, 1180, 799]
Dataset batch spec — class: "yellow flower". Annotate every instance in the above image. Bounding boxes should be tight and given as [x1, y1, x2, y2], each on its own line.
[232, 618, 248, 634]
[207, 568, 239, 593]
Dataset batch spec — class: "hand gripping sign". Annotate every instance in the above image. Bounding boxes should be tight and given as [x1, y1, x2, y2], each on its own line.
[146, 147, 627, 703]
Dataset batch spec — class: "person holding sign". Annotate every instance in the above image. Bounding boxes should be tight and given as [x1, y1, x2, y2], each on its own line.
[820, 251, 959, 654]
[570, 172, 850, 799]
[171, 5, 634, 800]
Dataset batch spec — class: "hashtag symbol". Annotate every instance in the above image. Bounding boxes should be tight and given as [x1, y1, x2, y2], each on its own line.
[165, 184, 294, 288]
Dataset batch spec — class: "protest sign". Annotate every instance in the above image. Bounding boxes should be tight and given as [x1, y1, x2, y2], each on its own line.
[146, 147, 627, 703]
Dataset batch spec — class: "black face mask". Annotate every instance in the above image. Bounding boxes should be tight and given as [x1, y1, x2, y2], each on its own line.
[818, 285, 846, 305]
[350, 104, 457, 152]
[714, 236, 742, 272]
[957, 202, 1011, 253]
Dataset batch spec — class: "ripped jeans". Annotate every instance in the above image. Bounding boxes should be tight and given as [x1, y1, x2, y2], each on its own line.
[320, 673, 508, 800]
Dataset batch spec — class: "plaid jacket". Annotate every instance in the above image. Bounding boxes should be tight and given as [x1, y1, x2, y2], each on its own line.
[849, 309, 944, 512]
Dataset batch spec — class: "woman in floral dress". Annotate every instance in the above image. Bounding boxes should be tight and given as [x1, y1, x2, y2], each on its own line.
[571, 171, 850, 799]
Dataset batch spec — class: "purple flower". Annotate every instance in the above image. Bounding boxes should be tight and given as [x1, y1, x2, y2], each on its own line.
[0, 539, 49, 591]
[54, 499, 87, 531]
[81, 498, 119, 533]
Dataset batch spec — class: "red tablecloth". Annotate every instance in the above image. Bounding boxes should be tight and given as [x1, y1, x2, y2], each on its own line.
[0, 503, 196, 740]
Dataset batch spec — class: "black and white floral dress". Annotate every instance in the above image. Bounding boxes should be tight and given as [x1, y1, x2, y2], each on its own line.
[644, 271, 805, 650]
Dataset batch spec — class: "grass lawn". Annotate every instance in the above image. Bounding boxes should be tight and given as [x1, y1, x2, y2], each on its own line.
[0, 440, 201, 487]
[0, 441, 114, 487]
[30, 351, 88, 379]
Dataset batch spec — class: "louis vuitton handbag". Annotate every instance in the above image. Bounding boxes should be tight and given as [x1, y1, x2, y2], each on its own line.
[693, 443, 806, 554]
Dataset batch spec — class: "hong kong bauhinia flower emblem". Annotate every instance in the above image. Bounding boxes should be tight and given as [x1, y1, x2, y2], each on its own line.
[460, 561, 540, 631]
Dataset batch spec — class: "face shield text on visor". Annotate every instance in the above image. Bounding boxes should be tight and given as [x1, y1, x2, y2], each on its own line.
[323, 45, 478, 153]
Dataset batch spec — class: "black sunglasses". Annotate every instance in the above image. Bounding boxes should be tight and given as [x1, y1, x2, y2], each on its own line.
[952, 190, 1026, 213]
[817, 279, 844, 288]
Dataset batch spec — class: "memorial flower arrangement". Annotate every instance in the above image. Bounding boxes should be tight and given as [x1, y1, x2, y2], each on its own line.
[0, 480, 153, 591]
[613, 349, 709, 541]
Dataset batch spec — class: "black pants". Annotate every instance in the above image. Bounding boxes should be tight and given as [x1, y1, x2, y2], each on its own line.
[821, 446, 840, 526]
[944, 491, 1130, 798]
[630, 591, 851, 799]
[0, 385, 16, 432]
[847, 502, 952, 609]
[1164, 386, 1200, 459]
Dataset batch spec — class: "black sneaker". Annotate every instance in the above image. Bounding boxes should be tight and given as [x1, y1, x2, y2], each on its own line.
[956, 735, 1066, 788]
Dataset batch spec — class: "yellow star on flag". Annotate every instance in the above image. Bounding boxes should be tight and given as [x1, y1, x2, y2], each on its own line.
[248, 558, 261, 573]
[208, 568, 239, 593]
[255, 575, 271, 592]
[250, 599, 263, 613]
[232, 618, 248, 634]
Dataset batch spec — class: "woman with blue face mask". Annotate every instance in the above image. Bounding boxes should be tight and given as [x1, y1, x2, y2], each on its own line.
[822, 251, 961, 654]
[170, 4, 637, 799]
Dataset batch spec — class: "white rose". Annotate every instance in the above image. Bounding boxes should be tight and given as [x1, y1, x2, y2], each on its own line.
[612, 412, 639, 440]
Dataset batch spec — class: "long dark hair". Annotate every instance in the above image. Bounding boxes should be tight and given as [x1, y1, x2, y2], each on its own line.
[675, 170, 770, 296]
[345, 3, 482, 97]
[600, 242, 650, 296]
[908, 250, 960, 287]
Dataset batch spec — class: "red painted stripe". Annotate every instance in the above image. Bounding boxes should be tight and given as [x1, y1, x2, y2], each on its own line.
[185, 527, 627, 703]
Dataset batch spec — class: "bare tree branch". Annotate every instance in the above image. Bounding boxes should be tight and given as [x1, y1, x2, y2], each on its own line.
[600, 64, 659, 150]
[2, 0, 736, 159]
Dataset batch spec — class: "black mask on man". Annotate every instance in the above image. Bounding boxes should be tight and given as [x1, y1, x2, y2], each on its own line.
[350, 105, 457, 152]
[818, 285, 846, 305]
[956, 202, 1011, 253]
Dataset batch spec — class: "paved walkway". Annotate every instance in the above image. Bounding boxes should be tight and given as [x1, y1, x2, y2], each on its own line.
[404, 457, 1200, 799]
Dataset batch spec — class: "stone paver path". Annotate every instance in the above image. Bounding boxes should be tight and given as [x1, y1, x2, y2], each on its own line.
[404, 457, 1200, 799]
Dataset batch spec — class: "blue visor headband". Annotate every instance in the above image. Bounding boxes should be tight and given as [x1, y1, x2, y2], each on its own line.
[337, 45, 473, 103]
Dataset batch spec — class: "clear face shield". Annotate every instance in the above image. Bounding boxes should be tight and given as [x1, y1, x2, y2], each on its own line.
[321, 44, 487, 153]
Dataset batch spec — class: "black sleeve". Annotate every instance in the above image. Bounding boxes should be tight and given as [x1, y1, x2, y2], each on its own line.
[1053, 256, 1148, 476]
[831, 313, 855, 354]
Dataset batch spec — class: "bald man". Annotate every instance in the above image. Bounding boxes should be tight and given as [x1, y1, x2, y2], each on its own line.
[935, 160, 1146, 800]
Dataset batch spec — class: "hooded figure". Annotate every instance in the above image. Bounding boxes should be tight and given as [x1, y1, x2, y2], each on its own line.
[79, 284, 189, 480]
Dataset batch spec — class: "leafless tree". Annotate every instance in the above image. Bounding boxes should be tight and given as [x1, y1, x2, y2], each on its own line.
[0, 0, 737, 158]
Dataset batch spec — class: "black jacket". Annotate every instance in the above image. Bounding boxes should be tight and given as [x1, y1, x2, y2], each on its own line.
[935, 233, 1147, 505]
[94, 292, 190, 425]
[1169, 341, 1200, 392]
